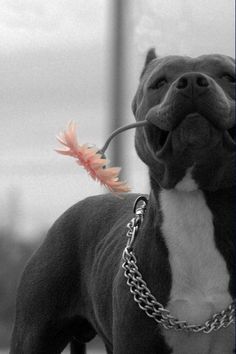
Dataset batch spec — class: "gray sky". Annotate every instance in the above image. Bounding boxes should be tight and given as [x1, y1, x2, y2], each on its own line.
[0, 0, 108, 51]
[0, 0, 234, 238]
[133, 0, 234, 57]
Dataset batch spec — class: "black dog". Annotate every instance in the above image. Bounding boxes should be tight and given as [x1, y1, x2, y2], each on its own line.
[10, 50, 235, 353]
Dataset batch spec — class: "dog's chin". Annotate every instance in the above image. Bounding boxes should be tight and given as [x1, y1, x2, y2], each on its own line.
[149, 114, 235, 157]
[144, 113, 235, 190]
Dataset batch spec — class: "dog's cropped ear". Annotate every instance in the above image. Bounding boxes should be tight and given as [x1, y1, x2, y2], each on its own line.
[145, 48, 157, 67]
[132, 48, 157, 116]
[140, 48, 157, 78]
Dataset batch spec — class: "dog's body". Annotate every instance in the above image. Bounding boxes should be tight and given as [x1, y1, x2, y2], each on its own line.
[10, 52, 235, 353]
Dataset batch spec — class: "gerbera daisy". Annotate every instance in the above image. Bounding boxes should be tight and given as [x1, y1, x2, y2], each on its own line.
[55, 121, 133, 193]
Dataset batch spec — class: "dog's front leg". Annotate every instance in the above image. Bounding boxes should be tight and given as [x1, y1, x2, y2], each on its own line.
[10, 217, 94, 354]
[112, 271, 172, 354]
[10, 243, 75, 354]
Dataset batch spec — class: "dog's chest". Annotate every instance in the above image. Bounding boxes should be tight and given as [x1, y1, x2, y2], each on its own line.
[159, 188, 233, 353]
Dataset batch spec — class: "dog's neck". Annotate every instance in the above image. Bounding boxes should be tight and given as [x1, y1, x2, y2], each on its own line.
[150, 172, 234, 254]
[148, 173, 234, 298]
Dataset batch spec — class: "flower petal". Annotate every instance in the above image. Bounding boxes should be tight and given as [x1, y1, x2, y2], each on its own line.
[56, 121, 131, 194]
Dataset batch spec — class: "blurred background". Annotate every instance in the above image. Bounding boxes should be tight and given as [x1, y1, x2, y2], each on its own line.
[0, 0, 234, 352]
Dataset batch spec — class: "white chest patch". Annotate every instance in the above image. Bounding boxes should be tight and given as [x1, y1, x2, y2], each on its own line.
[159, 187, 233, 353]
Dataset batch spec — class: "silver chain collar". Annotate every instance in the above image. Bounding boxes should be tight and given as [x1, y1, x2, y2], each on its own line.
[122, 196, 235, 333]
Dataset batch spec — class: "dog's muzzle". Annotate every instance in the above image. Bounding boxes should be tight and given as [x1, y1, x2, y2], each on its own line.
[145, 72, 235, 159]
[146, 72, 235, 131]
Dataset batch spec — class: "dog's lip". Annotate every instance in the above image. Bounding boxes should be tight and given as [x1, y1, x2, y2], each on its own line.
[155, 129, 172, 158]
[145, 126, 172, 158]
[223, 129, 236, 151]
[145, 113, 236, 158]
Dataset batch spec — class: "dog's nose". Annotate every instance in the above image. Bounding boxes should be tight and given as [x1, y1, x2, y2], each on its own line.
[176, 73, 210, 96]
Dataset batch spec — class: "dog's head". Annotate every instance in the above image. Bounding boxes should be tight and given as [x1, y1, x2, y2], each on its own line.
[132, 50, 235, 191]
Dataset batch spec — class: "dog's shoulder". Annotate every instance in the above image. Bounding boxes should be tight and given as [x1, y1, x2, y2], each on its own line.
[46, 193, 144, 244]
[23, 194, 143, 284]
[63, 192, 143, 222]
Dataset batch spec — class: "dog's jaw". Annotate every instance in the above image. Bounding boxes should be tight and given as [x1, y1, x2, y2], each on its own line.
[136, 121, 235, 191]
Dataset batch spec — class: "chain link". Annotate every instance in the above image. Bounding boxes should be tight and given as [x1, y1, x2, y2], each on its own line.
[122, 196, 235, 333]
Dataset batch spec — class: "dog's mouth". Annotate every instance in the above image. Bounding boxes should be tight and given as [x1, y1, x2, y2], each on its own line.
[146, 113, 235, 159]
[227, 126, 235, 141]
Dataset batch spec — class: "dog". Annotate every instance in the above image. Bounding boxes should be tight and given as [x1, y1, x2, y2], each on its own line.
[10, 50, 235, 354]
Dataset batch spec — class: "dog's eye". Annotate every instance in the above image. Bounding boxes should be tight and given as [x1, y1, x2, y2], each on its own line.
[222, 74, 235, 83]
[150, 78, 167, 90]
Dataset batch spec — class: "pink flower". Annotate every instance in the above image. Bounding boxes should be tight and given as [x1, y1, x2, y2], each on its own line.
[55, 121, 130, 193]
